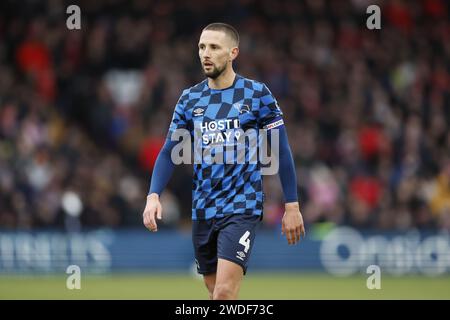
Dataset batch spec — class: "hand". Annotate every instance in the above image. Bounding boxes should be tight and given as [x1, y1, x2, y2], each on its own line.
[281, 202, 305, 245]
[143, 193, 163, 232]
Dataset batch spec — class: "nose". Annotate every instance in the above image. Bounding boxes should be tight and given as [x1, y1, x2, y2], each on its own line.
[202, 48, 211, 59]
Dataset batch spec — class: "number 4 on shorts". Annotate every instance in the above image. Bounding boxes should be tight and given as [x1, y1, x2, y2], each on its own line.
[239, 231, 251, 253]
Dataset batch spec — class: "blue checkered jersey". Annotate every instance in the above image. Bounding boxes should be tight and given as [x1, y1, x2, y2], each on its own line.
[167, 74, 284, 220]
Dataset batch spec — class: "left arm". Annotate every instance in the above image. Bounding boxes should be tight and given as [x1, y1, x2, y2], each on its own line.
[270, 124, 306, 245]
[259, 83, 305, 245]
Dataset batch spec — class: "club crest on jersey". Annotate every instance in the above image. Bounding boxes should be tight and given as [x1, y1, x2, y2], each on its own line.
[193, 108, 204, 116]
[233, 103, 250, 114]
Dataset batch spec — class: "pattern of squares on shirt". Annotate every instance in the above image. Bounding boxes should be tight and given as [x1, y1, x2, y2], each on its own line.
[167, 74, 283, 220]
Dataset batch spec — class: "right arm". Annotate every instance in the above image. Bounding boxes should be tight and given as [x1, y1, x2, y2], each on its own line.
[143, 90, 189, 232]
[143, 139, 178, 232]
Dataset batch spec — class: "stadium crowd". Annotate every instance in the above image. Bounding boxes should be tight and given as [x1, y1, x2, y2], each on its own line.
[0, 0, 449, 231]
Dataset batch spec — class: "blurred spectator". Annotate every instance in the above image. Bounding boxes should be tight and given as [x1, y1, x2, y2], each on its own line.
[0, 0, 449, 231]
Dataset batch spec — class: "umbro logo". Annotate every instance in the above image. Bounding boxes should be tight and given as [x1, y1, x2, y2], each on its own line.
[233, 103, 250, 114]
[236, 251, 246, 261]
[193, 108, 204, 116]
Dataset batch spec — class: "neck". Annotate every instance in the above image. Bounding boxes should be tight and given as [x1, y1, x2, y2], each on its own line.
[208, 67, 236, 89]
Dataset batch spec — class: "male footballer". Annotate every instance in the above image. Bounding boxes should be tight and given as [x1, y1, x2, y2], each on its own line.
[143, 23, 305, 300]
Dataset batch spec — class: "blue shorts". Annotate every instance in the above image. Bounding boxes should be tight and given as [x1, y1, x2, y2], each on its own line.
[192, 214, 261, 275]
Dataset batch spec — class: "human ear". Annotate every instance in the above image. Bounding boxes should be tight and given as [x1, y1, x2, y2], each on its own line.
[230, 47, 239, 61]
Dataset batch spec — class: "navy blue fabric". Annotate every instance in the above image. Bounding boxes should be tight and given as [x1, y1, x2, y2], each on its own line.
[192, 214, 261, 275]
[148, 139, 177, 196]
[273, 125, 298, 203]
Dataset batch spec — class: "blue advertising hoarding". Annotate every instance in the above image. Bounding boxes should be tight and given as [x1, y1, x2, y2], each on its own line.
[0, 226, 449, 276]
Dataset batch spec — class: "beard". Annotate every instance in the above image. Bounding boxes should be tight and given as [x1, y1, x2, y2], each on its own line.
[203, 62, 226, 79]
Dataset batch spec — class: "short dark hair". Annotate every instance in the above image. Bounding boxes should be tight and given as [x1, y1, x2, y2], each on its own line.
[203, 22, 239, 46]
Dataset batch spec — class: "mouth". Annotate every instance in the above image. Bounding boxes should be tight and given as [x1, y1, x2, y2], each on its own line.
[203, 61, 213, 68]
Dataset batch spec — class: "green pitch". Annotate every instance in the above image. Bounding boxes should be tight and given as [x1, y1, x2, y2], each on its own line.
[1, 273, 449, 300]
